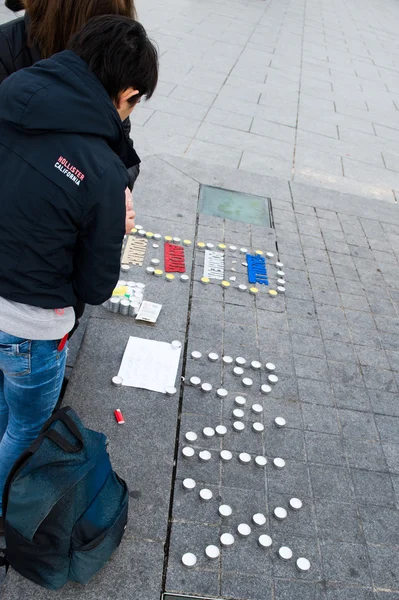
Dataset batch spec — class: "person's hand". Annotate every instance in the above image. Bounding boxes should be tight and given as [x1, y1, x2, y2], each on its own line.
[125, 187, 136, 234]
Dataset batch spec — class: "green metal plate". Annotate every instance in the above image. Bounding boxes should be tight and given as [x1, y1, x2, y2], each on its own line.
[199, 185, 273, 227]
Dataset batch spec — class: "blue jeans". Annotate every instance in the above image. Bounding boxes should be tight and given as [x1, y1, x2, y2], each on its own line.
[0, 332, 67, 515]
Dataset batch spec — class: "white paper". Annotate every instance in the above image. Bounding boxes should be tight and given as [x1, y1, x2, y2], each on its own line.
[204, 250, 225, 280]
[118, 336, 181, 393]
[135, 301, 162, 323]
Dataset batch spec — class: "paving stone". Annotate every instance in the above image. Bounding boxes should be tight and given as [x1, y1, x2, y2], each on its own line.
[274, 580, 327, 600]
[222, 536, 273, 576]
[289, 315, 322, 338]
[350, 326, 382, 349]
[382, 443, 399, 473]
[325, 585, 375, 600]
[306, 259, 334, 277]
[385, 349, 399, 372]
[344, 438, 388, 472]
[360, 504, 399, 546]
[355, 346, 390, 369]
[345, 310, 376, 330]
[176, 451, 221, 487]
[380, 331, 399, 351]
[352, 469, 396, 507]
[298, 378, 335, 406]
[219, 486, 267, 524]
[329, 253, 355, 267]
[375, 414, 399, 444]
[283, 270, 309, 288]
[328, 361, 364, 387]
[319, 319, 352, 343]
[166, 568, 220, 597]
[391, 474, 399, 504]
[305, 430, 346, 465]
[262, 376, 298, 401]
[336, 278, 365, 296]
[368, 544, 399, 588]
[374, 314, 399, 335]
[222, 453, 266, 491]
[313, 289, 343, 307]
[316, 305, 347, 323]
[340, 293, 370, 312]
[368, 389, 399, 417]
[172, 482, 220, 524]
[224, 302, 258, 325]
[292, 334, 326, 358]
[256, 311, 289, 331]
[362, 365, 398, 393]
[268, 490, 316, 538]
[338, 409, 378, 440]
[295, 355, 330, 381]
[286, 297, 316, 317]
[180, 413, 223, 452]
[310, 465, 354, 501]
[262, 397, 302, 428]
[272, 534, 322, 581]
[325, 239, 351, 255]
[223, 321, 259, 348]
[268, 459, 312, 497]
[316, 501, 363, 544]
[309, 273, 337, 289]
[260, 330, 292, 355]
[324, 340, 356, 363]
[302, 404, 341, 435]
[367, 297, 397, 317]
[221, 573, 273, 600]
[349, 246, 374, 259]
[265, 428, 306, 461]
[301, 234, 326, 249]
[332, 383, 371, 412]
[321, 541, 372, 585]
[182, 385, 222, 419]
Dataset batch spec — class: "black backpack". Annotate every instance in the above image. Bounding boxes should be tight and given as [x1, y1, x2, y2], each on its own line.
[0, 406, 128, 590]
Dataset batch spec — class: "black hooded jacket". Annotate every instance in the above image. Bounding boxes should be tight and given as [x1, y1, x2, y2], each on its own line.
[0, 15, 140, 188]
[0, 50, 138, 308]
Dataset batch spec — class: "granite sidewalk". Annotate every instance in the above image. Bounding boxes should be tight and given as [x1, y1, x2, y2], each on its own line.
[131, 0, 399, 203]
[3, 0, 399, 203]
[1, 156, 398, 600]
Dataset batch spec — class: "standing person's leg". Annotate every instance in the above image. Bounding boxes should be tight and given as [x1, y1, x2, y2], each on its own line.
[0, 371, 7, 441]
[0, 333, 67, 516]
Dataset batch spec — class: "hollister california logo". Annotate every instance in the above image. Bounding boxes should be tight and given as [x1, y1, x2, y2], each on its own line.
[54, 156, 85, 187]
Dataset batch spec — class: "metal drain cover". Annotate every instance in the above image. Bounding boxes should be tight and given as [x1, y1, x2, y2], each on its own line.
[199, 185, 273, 227]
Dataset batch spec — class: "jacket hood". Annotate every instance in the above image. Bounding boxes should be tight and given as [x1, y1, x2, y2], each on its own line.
[0, 50, 138, 168]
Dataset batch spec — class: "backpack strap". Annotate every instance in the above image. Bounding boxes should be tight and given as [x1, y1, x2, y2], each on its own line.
[43, 429, 83, 454]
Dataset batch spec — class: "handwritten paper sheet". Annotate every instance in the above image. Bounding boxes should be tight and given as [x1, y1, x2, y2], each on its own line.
[117, 336, 181, 393]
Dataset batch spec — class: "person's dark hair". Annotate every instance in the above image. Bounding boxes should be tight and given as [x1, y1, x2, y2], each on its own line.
[23, 0, 137, 59]
[67, 16, 158, 103]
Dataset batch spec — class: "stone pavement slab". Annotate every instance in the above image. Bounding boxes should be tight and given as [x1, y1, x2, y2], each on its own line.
[1, 156, 398, 600]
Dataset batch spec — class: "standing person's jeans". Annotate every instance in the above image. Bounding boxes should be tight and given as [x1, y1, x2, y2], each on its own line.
[0, 332, 67, 515]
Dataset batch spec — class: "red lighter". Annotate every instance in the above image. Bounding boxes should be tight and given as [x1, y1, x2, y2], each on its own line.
[114, 409, 125, 425]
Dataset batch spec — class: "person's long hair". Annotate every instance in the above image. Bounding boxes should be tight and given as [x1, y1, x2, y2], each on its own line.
[23, 0, 137, 58]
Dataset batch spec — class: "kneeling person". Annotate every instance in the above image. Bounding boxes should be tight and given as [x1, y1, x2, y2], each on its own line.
[0, 15, 158, 525]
